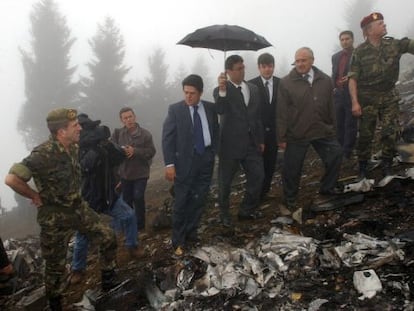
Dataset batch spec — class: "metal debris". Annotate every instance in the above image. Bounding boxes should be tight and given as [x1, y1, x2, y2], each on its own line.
[334, 232, 405, 268]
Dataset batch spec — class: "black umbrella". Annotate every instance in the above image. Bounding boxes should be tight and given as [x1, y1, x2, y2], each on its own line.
[177, 24, 272, 52]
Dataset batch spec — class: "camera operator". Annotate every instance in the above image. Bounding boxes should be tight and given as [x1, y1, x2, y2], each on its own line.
[70, 113, 143, 285]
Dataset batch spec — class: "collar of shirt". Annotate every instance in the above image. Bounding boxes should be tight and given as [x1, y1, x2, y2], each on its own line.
[260, 76, 273, 88]
[189, 101, 203, 114]
[229, 80, 250, 103]
[342, 48, 353, 56]
[303, 68, 314, 84]
[230, 80, 246, 89]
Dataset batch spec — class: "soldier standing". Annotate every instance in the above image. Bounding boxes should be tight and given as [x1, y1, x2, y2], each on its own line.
[5, 108, 118, 311]
[349, 12, 414, 178]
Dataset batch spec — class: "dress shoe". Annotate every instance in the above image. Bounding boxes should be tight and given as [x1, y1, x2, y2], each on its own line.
[127, 246, 146, 259]
[282, 198, 297, 210]
[261, 193, 277, 202]
[49, 295, 62, 311]
[278, 204, 292, 216]
[173, 246, 184, 257]
[291, 207, 303, 225]
[70, 270, 85, 285]
[0, 264, 13, 276]
[319, 187, 343, 196]
[238, 210, 264, 220]
[101, 269, 120, 291]
[186, 235, 201, 247]
[0, 264, 14, 283]
[220, 214, 232, 228]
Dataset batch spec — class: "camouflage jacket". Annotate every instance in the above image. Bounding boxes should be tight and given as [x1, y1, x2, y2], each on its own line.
[349, 37, 414, 92]
[9, 136, 83, 209]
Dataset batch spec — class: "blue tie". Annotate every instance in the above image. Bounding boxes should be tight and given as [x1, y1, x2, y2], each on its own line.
[193, 105, 205, 154]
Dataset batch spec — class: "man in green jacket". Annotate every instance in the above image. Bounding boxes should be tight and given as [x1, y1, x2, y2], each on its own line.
[349, 12, 414, 178]
[5, 108, 118, 310]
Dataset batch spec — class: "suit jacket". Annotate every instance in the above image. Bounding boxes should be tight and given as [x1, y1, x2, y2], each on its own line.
[213, 81, 263, 159]
[248, 76, 280, 142]
[162, 100, 219, 180]
[332, 49, 352, 88]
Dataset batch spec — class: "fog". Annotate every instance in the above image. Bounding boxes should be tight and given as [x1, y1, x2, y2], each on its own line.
[0, 0, 413, 210]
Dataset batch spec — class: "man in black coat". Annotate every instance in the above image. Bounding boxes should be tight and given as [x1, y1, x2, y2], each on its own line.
[162, 74, 219, 257]
[214, 55, 265, 227]
[249, 53, 280, 200]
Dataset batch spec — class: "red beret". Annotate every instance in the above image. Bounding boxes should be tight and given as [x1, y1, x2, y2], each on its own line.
[360, 12, 384, 28]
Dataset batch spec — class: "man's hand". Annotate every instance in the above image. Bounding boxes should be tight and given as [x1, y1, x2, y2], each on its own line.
[352, 101, 362, 117]
[165, 166, 176, 182]
[259, 144, 265, 153]
[124, 145, 134, 158]
[218, 72, 227, 92]
[31, 193, 43, 208]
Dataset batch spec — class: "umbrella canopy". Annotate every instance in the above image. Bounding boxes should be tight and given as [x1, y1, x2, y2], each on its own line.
[177, 24, 272, 52]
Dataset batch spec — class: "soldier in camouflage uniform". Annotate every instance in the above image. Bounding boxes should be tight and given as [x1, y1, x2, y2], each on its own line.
[349, 12, 414, 178]
[5, 108, 118, 311]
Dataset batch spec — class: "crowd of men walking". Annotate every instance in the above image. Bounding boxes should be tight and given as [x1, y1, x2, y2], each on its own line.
[2, 11, 414, 310]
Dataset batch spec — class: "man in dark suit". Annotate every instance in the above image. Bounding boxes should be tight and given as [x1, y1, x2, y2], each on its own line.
[214, 55, 264, 227]
[162, 74, 219, 257]
[249, 53, 280, 200]
[332, 30, 357, 159]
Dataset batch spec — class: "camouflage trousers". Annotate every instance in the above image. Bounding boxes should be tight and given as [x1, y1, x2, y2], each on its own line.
[37, 201, 117, 298]
[356, 88, 400, 161]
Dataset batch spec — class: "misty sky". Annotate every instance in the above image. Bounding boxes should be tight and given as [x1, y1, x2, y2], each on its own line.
[0, 0, 413, 210]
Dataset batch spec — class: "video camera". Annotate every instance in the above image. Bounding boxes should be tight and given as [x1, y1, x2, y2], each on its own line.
[78, 113, 110, 147]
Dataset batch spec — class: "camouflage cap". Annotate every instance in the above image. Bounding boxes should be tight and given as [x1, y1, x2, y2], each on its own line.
[360, 12, 384, 28]
[46, 108, 77, 125]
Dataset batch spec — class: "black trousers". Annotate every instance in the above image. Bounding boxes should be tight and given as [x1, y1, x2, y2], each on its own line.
[282, 137, 343, 202]
[172, 149, 215, 248]
[262, 131, 278, 196]
[218, 143, 264, 215]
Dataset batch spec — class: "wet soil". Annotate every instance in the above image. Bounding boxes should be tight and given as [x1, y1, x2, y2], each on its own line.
[2, 152, 414, 310]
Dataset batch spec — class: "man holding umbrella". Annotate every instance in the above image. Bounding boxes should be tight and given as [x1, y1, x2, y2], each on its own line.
[214, 55, 265, 227]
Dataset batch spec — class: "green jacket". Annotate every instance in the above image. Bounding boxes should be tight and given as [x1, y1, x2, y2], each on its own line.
[349, 37, 414, 93]
[9, 136, 82, 210]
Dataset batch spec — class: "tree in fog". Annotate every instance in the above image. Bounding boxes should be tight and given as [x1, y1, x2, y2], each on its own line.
[343, 0, 376, 45]
[169, 63, 188, 103]
[19, 0, 78, 149]
[79, 17, 133, 128]
[191, 55, 214, 101]
[134, 48, 171, 155]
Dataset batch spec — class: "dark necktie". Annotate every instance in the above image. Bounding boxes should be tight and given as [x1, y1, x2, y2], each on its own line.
[193, 105, 205, 154]
[238, 86, 246, 105]
[265, 81, 271, 103]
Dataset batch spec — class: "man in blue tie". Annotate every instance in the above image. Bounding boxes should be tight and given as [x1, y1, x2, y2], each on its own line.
[162, 74, 219, 257]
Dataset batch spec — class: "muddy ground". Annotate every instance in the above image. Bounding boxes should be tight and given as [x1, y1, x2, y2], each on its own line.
[2, 149, 414, 310]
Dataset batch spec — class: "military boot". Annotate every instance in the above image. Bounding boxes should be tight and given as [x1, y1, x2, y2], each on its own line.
[358, 160, 368, 180]
[101, 269, 119, 291]
[381, 157, 393, 177]
[48, 295, 62, 311]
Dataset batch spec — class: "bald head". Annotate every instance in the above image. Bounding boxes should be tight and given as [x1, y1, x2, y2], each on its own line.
[294, 47, 314, 75]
